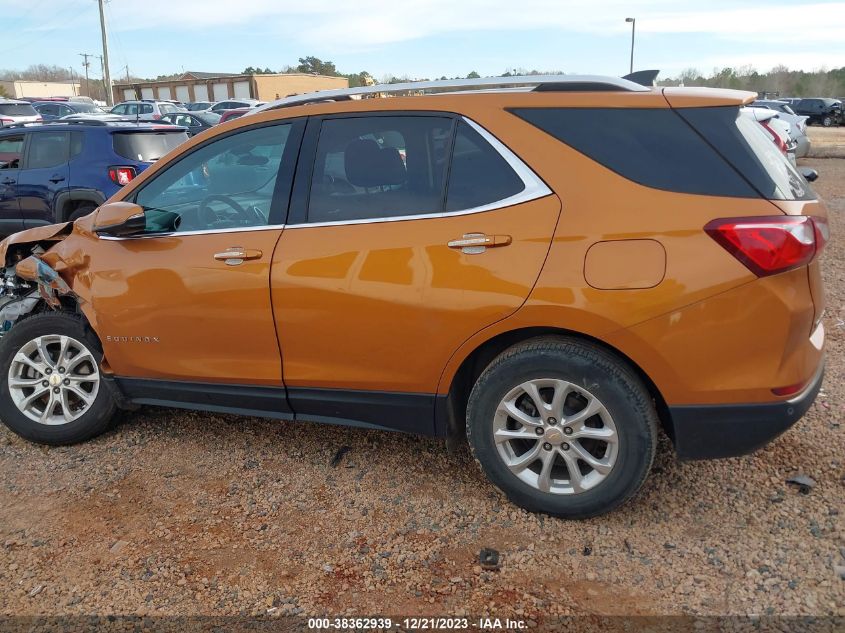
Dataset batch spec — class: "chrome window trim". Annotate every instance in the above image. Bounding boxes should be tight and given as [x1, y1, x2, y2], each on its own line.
[98, 224, 285, 240]
[288, 116, 551, 229]
[98, 116, 552, 239]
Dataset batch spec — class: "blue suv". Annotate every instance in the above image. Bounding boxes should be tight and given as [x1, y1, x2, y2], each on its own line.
[0, 120, 188, 236]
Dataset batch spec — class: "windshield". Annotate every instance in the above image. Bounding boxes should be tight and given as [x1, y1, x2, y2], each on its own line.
[112, 131, 188, 162]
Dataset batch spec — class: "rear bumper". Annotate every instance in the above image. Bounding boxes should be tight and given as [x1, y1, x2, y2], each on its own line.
[668, 360, 824, 460]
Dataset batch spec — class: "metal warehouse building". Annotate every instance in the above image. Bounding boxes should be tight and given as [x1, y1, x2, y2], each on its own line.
[112, 71, 348, 104]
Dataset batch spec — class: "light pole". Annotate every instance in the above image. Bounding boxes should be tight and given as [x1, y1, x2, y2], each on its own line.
[625, 17, 636, 74]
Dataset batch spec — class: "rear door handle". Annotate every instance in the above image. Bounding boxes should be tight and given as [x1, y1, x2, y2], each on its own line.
[1, 179, 14, 186]
[49, 175, 65, 184]
[213, 247, 263, 265]
[447, 233, 512, 254]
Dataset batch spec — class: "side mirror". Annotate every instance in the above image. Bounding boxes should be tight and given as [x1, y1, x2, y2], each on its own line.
[92, 201, 146, 236]
[799, 167, 819, 182]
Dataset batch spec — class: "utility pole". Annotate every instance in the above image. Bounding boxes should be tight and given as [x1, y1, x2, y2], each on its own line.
[79, 53, 92, 98]
[96, 55, 107, 104]
[97, 0, 113, 106]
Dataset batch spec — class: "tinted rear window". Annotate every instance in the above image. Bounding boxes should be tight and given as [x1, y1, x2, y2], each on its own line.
[511, 107, 758, 198]
[676, 106, 813, 201]
[512, 106, 813, 201]
[112, 131, 188, 162]
[0, 104, 37, 116]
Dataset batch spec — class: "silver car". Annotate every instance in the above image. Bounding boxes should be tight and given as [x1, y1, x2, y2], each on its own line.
[109, 100, 184, 121]
[0, 100, 41, 127]
[750, 100, 810, 157]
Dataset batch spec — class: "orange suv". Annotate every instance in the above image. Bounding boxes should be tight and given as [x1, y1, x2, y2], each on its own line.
[0, 75, 828, 518]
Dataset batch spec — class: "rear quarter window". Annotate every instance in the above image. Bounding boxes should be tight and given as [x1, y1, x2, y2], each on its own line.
[510, 107, 758, 198]
[112, 131, 188, 162]
[512, 106, 813, 201]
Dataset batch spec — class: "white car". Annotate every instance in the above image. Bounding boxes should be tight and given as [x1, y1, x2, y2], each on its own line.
[749, 100, 810, 157]
[740, 107, 798, 165]
[110, 100, 184, 121]
[0, 100, 41, 127]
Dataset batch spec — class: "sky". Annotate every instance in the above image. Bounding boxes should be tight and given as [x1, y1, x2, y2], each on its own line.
[2, 0, 844, 82]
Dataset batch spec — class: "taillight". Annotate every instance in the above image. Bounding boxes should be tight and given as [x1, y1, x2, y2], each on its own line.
[0, 118, 12, 125]
[152, 114, 162, 120]
[35, 116, 43, 122]
[108, 166, 136, 186]
[704, 215, 827, 277]
[760, 121, 787, 155]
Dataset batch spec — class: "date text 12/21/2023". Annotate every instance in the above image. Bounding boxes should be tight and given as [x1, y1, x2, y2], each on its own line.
[307, 617, 530, 630]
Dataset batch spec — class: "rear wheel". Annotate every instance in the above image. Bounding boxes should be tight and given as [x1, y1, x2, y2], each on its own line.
[466, 337, 658, 518]
[0, 312, 116, 445]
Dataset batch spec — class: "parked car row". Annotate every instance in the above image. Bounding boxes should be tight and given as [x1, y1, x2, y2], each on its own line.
[777, 97, 842, 127]
[0, 119, 188, 233]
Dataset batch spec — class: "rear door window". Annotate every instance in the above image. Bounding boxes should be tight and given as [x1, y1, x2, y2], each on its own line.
[307, 115, 453, 223]
[446, 121, 524, 211]
[25, 132, 70, 169]
[112, 131, 188, 162]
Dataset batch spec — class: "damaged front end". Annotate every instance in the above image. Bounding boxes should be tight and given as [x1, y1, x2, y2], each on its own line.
[0, 222, 85, 336]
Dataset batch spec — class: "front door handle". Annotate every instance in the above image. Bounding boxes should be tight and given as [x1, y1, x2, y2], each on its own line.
[447, 233, 512, 254]
[213, 247, 263, 265]
[1, 179, 14, 186]
[49, 175, 65, 184]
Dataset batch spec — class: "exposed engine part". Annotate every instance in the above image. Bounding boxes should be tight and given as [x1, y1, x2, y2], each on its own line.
[0, 293, 39, 337]
[1, 266, 32, 298]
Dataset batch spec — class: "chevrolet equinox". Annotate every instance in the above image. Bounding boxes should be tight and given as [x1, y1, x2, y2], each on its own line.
[0, 75, 828, 518]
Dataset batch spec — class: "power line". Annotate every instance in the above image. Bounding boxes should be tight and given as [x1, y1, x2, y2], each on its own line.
[0, 1, 96, 56]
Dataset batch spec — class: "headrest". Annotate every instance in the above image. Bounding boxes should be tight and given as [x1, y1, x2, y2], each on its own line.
[344, 138, 406, 187]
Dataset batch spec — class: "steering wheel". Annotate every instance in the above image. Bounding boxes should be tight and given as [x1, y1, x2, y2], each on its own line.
[197, 194, 264, 228]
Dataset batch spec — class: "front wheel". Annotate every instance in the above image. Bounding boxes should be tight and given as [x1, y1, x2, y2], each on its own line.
[822, 116, 833, 127]
[0, 312, 117, 445]
[466, 337, 658, 518]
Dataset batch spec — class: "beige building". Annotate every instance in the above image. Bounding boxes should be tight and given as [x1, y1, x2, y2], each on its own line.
[0, 80, 81, 99]
[112, 71, 348, 104]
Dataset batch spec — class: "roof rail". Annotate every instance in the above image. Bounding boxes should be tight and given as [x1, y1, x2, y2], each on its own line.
[1, 119, 185, 130]
[254, 74, 651, 113]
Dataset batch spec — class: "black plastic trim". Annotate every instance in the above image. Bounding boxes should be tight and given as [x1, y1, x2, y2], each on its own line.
[287, 387, 437, 435]
[112, 378, 441, 435]
[115, 377, 293, 419]
[668, 362, 824, 460]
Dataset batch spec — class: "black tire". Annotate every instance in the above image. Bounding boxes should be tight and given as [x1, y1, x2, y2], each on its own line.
[466, 336, 658, 519]
[0, 312, 116, 445]
[67, 203, 97, 223]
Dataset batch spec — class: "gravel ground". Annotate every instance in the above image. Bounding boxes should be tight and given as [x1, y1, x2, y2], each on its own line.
[0, 160, 844, 623]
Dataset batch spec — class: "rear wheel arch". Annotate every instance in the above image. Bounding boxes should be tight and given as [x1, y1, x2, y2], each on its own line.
[57, 191, 105, 222]
[441, 327, 671, 441]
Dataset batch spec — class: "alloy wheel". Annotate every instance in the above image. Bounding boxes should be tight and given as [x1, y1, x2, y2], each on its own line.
[7, 334, 100, 425]
[493, 378, 618, 494]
